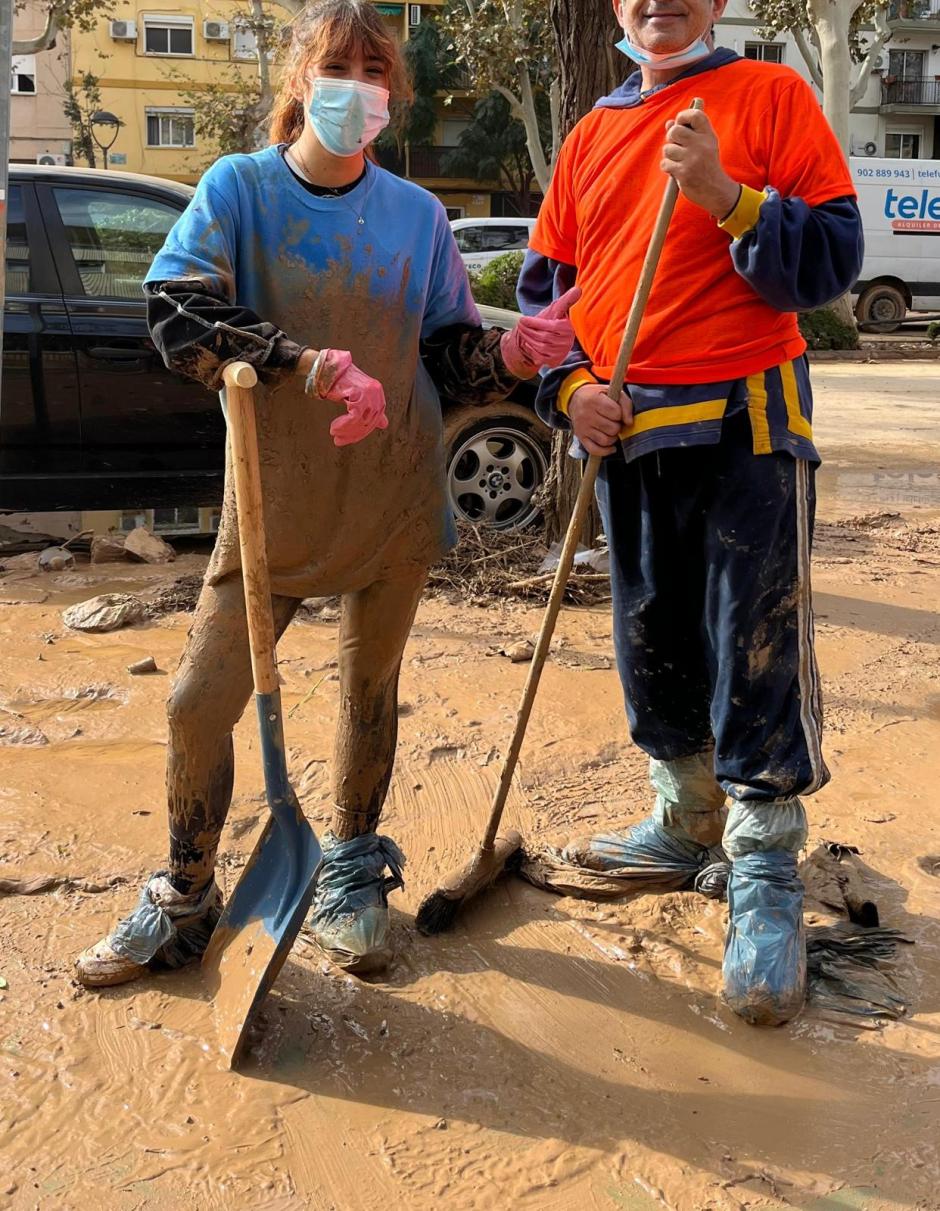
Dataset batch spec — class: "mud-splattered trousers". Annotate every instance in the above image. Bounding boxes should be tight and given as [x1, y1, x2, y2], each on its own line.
[166, 570, 426, 893]
[595, 409, 829, 843]
[142, 153, 524, 893]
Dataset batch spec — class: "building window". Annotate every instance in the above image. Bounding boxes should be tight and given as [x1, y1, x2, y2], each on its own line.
[146, 108, 195, 148]
[885, 131, 921, 158]
[143, 15, 194, 56]
[11, 54, 37, 94]
[888, 49, 926, 80]
[744, 41, 784, 63]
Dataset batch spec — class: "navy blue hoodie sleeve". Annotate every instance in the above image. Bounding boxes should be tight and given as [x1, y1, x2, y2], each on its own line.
[517, 250, 588, 431]
[731, 189, 864, 312]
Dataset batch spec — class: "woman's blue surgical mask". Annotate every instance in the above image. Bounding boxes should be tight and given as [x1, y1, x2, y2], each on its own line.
[615, 30, 711, 70]
[307, 77, 390, 157]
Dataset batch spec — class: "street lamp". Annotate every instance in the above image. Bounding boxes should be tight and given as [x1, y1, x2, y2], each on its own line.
[90, 110, 123, 170]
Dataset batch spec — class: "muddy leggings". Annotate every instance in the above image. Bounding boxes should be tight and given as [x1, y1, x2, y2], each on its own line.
[164, 568, 427, 894]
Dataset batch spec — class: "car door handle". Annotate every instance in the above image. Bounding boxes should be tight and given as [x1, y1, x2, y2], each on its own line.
[88, 346, 149, 360]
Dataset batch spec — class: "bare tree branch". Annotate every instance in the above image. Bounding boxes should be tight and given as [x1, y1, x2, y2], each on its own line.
[851, 7, 890, 106]
[13, 7, 59, 54]
[793, 26, 824, 89]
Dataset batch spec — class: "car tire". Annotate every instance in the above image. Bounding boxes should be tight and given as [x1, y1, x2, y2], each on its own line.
[443, 403, 550, 531]
[856, 283, 907, 333]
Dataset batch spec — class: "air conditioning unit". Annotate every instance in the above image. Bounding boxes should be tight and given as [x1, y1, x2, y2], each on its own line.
[109, 19, 137, 40]
[851, 139, 879, 157]
[203, 19, 230, 40]
[408, 4, 422, 26]
[873, 51, 889, 73]
[36, 152, 67, 166]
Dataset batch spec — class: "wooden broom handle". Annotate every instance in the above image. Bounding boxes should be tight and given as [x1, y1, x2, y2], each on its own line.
[222, 361, 279, 697]
[480, 99, 704, 852]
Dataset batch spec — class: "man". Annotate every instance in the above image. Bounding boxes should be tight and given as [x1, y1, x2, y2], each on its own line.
[518, 0, 863, 1024]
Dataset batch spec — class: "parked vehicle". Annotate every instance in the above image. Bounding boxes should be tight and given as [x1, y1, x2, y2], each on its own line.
[851, 156, 940, 331]
[450, 217, 535, 276]
[2, 165, 549, 530]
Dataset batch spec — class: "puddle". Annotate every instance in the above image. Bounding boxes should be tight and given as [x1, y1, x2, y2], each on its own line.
[818, 466, 940, 507]
[4, 685, 124, 723]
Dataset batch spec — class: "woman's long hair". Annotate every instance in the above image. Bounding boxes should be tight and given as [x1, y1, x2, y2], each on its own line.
[270, 0, 412, 146]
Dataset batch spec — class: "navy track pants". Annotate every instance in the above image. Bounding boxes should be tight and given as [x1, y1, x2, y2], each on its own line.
[595, 410, 829, 804]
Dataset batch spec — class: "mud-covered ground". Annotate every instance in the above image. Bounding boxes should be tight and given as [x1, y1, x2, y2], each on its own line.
[1, 363, 938, 1211]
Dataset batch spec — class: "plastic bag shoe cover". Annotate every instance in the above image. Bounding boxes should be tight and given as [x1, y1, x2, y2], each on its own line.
[723, 796, 808, 859]
[309, 832, 405, 974]
[75, 873, 222, 987]
[723, 851, 806, 1026]
[565, 816, 727, 894]
[651, 751, 727, 847]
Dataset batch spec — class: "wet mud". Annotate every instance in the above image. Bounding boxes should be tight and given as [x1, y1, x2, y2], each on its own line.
[0, 366, 939, 1210]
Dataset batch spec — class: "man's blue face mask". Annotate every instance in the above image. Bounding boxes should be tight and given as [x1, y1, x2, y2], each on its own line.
[615, 30, 712, 70]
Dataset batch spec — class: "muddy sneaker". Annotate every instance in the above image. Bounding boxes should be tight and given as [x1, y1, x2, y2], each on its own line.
[75, 873, 222, 988]
[722, 851, 806, 1026]
[308, 832, 405, 975]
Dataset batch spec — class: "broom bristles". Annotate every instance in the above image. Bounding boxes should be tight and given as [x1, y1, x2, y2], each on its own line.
[415, 891, 463, 936]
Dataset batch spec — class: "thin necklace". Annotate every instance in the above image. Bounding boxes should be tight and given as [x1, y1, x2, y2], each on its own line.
[286, 145, 371, 228]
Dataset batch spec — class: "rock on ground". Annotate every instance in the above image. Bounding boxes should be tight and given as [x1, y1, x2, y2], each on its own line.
[62, 593, 147, 633]
[124, 527, 176, 565]
[90, 534, 128, 564]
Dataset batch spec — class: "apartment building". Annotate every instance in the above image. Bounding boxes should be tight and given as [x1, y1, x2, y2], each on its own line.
[717, 0, 940, 159]
[10, 0, 73, 165]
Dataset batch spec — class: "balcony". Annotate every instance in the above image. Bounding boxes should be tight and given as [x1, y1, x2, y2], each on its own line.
[881, 76, 940, 110]
[409, 144, 479, 179]
[887, 0, 940, 27]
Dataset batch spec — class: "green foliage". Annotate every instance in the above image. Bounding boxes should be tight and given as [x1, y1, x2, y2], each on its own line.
[438, 0, 556, 181]
[798, 307, 860, 350]
[62, 71, 102, 168]
[468, 251, 525, 309]
[439, 0, 555, 98]
[16, 0, 115, 36]
[175, 72, 263, 162]
[748, 0, 885, 62]
[926, 319, 940, 343]
[398, 19, 464, 145]
[441, 92, 542, 211]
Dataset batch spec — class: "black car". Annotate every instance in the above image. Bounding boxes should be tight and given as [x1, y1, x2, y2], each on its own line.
[2, 164, 549, 530]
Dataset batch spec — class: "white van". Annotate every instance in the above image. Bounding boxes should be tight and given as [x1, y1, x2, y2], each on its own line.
[851, 156, 940, 330]
[450, 217, 535, 275]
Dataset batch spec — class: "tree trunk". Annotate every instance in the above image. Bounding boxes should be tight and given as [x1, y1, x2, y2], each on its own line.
[541, 0, 622, 546]
[550, 0, 622, 135]
[806, 0, 863, 333]
[806, 0, 860, 156]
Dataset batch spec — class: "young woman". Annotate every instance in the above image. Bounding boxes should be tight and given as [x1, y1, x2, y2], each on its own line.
[75, 0, 578, 985]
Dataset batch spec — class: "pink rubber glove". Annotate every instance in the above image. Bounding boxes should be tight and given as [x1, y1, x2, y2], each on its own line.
[313, 349, 389, 448]
[500, 285, 582, 379]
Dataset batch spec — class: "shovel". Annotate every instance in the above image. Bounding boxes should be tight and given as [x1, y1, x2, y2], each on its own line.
[416, 99, 703, 934]
[202, 361, 322, 1067]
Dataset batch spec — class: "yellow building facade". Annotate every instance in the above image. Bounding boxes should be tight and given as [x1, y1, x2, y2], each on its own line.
[69, 0, 493, 215]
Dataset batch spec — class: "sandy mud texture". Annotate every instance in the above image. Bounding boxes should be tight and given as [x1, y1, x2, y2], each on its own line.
[0, 364, 938, 1210]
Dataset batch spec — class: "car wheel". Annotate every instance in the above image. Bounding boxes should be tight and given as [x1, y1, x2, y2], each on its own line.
[856, 283, 907, 333]
[444, 404, 550, 531]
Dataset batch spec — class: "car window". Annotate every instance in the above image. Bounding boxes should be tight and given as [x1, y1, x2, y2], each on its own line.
[5, 185, 29, 297]
[481, 225, 530, 252]
[52, 188, 181, 300]
[453, 226, 485, 254]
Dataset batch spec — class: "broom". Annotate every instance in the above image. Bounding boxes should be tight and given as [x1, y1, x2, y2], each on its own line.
[416, 99, 704, 935]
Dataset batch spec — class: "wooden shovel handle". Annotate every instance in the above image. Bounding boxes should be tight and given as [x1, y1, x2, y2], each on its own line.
[480, 98, 704, 852]
[222, 361, 278, 697]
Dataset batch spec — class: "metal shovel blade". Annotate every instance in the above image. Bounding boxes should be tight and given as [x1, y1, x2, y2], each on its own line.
[203, 693, 322, 1067]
